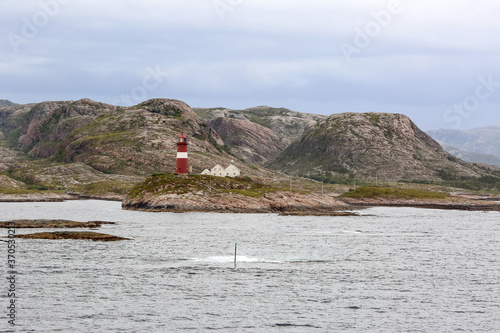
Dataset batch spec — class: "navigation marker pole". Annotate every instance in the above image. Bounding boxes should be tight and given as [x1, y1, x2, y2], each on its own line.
[234, 243, 237, 269]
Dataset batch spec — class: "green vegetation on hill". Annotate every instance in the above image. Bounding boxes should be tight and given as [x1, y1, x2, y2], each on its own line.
[0, 160, 140, 197]
[435, 169, 500, 192]
[340, 186, 448, 199]
[128, 173, 286, 199]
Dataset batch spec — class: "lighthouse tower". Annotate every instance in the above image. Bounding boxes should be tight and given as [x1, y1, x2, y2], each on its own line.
[175, 132, 189, 174]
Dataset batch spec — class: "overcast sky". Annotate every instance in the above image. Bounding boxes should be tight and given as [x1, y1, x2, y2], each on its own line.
[2, 0, 500, 131]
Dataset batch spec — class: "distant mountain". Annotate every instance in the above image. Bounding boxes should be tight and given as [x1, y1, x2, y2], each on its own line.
[427, 125, 500, 157]
[0, 99, 18, 107]
[440, 143, 500, 167]
[268, 112, 493, 182]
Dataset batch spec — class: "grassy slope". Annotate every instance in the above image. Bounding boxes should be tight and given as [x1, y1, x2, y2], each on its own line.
[340, 186, 448, 199]
[128, 173, 289, 200]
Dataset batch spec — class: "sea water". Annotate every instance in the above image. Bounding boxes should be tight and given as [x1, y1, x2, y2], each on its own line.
[1, 200, 499, 332]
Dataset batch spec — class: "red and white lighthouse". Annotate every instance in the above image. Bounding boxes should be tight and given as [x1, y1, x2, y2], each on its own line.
[175, 132, 189, 174]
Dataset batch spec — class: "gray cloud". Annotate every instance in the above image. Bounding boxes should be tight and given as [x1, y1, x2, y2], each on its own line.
[1, 0, 500, 130]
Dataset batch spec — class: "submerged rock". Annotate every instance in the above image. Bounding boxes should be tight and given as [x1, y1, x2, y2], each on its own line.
[279, 211, 359, 216]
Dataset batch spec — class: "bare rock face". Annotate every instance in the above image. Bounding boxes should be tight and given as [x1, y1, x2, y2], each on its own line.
[270, 112, 484, 182]
[12, 99, 117, 157]
[208, 117, 287, 164]
[57, 98, 232, 175]
[138, 98, 203, 133]
[195, 106, 325, 164]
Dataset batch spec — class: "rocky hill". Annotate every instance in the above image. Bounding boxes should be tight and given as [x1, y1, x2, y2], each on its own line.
[194, 106, 325, 164]
[268, 112, 496, 182]
[0, 98, 279, 198]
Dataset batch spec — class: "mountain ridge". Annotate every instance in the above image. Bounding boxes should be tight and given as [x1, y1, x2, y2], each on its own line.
[427, 125, 500, 158]
[2, 98, 500, 198]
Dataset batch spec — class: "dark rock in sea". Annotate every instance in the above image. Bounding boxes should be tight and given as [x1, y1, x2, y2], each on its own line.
[14, 231, 130, 241]
[0, 219, 115, 228]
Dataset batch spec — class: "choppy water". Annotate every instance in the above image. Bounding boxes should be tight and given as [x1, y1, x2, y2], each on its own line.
[1, 200, 500, 332]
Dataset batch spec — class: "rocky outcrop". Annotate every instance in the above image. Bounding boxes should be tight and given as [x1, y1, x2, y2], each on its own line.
[208, 117, 286, 164]
[269, 112, 490, 182]
[123, 173, 350, 214]
[14, 100, 117, 157]
[14, 231, 130, 241]
[0, 220, 115, 228]
[0, 192, 76, 202]
[339, 197, 500, 211]
[123, 190, 350, 214]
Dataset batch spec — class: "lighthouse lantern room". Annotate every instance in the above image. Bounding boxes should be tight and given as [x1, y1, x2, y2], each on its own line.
[175, 132, 189, 174]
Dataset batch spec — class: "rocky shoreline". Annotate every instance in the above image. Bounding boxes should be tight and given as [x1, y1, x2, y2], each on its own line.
[0, 192, 124, 202]
[338, 197, 500, 211]
[2, 191, 500, 214]
[123, 191, 500, 214]
[0, 219, 115, 228]
[122, 191, 352, 214]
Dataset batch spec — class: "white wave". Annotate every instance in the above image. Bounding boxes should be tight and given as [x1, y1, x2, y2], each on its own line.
[190, 255, 282, 263]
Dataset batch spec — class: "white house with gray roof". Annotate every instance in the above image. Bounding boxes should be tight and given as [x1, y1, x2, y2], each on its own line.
[201, 163, 241, 177]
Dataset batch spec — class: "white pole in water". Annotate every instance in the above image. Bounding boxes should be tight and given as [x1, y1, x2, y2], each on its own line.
[234, 243, 237, 269]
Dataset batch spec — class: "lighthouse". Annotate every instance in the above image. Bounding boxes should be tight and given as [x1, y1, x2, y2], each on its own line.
[175, 132, 189, 174]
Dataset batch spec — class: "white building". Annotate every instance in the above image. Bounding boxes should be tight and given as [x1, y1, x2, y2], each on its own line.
[225, 164, 240, 177]
[201, 164, 241, 177]
[212, 164, 226, 176]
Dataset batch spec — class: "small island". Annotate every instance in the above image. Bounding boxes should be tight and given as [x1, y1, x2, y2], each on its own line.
[122, 173, 352, 215]
[0, 219, 115, 228]
[14, 231, 130, 241]
[1, 219, 128, 241]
